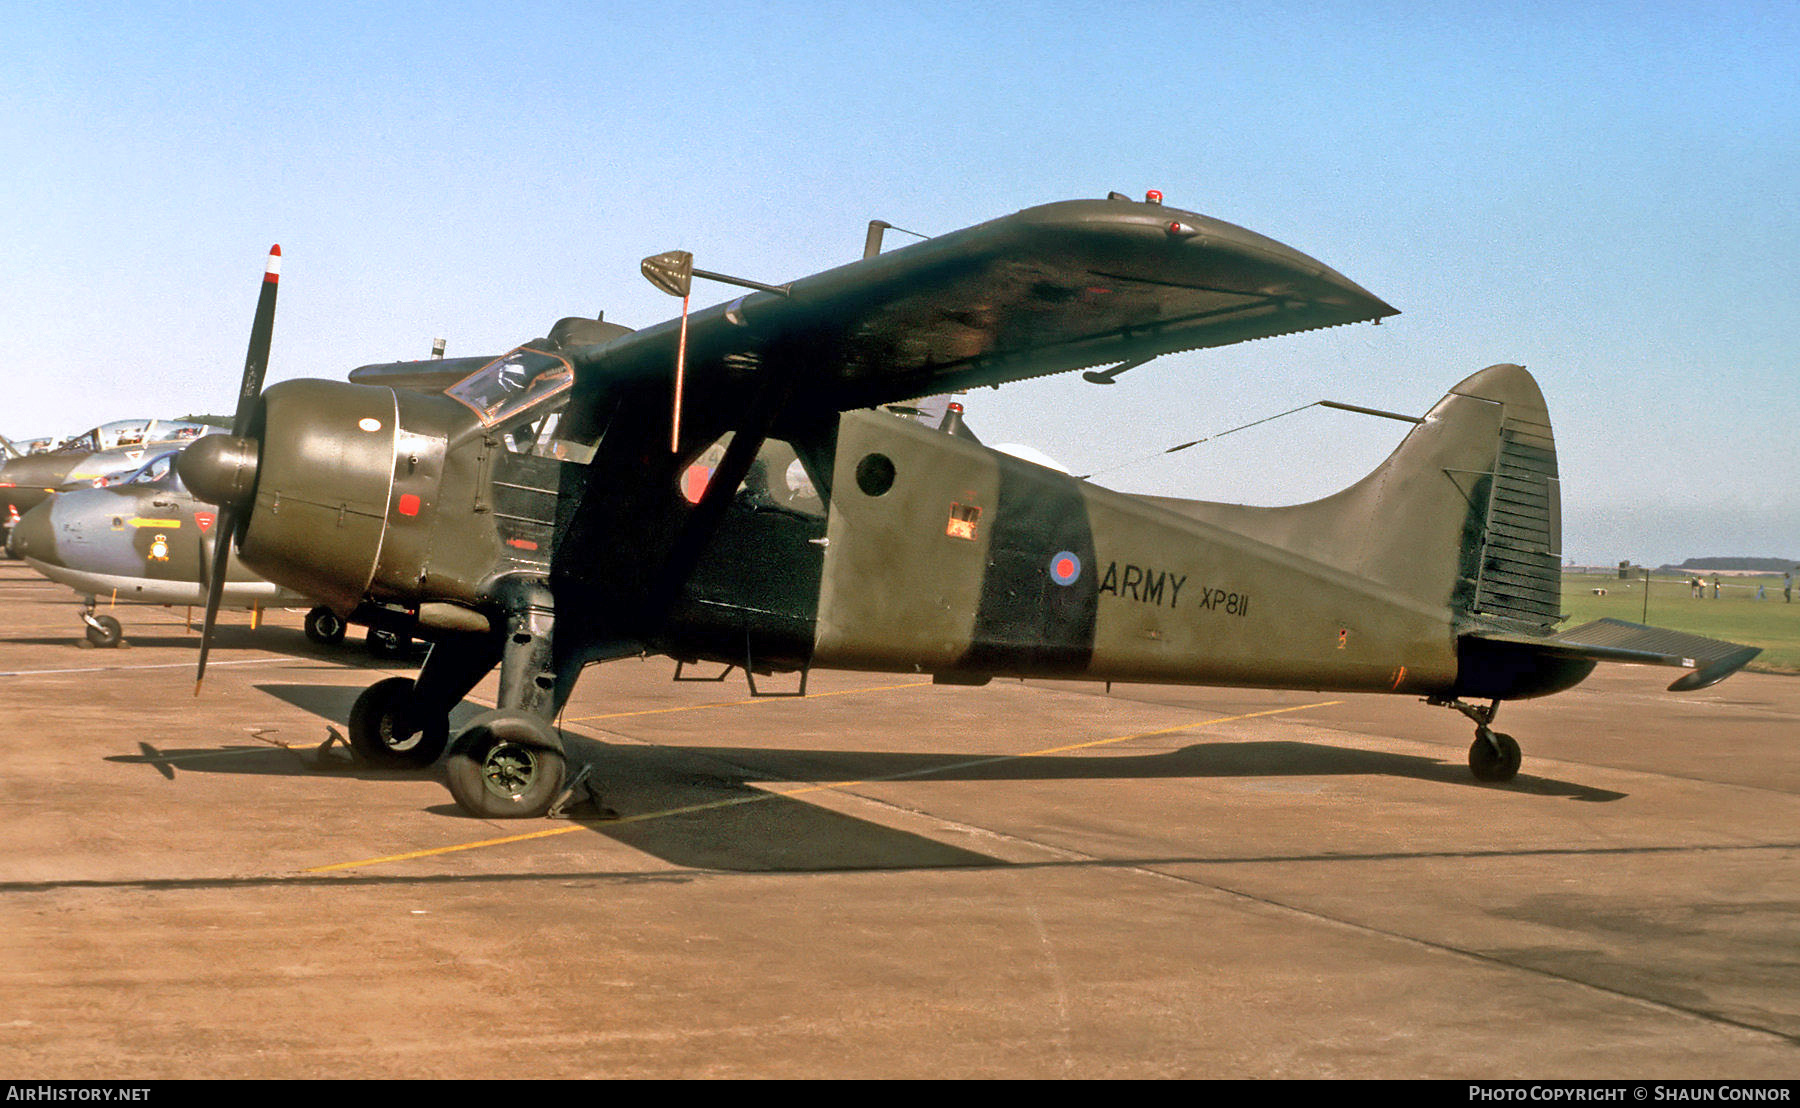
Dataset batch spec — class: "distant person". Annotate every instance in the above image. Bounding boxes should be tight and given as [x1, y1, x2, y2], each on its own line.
[1712, 575, 1720, 600]
[1788, 571, 1794, 603]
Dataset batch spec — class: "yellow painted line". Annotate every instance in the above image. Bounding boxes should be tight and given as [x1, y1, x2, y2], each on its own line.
[305, 699, 1341, 874]
[127, 517, 181, 528]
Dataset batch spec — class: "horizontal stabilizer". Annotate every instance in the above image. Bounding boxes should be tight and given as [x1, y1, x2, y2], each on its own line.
[1478, 618, 1760, 692]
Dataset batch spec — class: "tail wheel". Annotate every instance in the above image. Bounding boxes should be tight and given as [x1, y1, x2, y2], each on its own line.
[348, 676, 449, 768]
[1469, 728, 1522, 783]
[304, 606, 347, 645]
[85, 614, 123, 648]
[445, 710, 566, 819]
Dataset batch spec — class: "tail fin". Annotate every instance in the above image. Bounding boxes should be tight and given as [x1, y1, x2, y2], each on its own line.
[1153, 363, 1561, 631]
[1149, 364, 1757, 697]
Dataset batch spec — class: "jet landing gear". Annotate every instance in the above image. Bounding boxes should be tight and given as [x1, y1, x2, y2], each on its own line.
[77, 598, 123, 648]
[1431, 697, 1523, 783]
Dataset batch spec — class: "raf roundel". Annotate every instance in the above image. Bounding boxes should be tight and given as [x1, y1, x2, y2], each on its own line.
[1049, 551, 1082, 586]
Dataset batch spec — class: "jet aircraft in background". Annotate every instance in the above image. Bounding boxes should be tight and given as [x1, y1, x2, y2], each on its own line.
[10, 446, 409, 654]
[2, 419, 218, 554]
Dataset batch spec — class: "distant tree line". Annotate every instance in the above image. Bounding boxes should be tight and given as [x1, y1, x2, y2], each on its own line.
[1659, 557, 1798, 572]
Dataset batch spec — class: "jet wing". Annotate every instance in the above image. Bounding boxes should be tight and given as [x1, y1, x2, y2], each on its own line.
[569, 196, 1398, 426]
[1473, 618, 1761, 692]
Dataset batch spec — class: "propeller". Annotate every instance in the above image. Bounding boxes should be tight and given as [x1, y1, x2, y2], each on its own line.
[193, 245, 280, 694]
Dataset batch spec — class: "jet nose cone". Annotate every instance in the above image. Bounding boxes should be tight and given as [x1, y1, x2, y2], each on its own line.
[10, 500, 56, 564]
[177, 435, 260, 510]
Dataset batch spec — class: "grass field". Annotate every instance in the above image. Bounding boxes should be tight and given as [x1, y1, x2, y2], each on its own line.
[1560, 571, 1800, 675]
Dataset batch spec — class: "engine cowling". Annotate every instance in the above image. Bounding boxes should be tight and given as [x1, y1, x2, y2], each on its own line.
[180, 378, 463, 614]
[239, 380, 402, 610]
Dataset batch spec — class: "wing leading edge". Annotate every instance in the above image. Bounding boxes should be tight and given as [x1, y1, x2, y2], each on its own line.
[568, 195, 1399, 426]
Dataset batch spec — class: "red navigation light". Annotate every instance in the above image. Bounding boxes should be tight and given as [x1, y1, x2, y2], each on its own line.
[1145, 189, 1163, 204]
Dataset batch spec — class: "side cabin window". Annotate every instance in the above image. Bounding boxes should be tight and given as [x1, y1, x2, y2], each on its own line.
[496, 409, 595, 465]
[681, 433, 824, 520]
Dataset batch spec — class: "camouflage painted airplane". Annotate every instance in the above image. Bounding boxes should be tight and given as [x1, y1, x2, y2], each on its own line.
[177, 193, 1757, 819]
[11, 445, 417, 654]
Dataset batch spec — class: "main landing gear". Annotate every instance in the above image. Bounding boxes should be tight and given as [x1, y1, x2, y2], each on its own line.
[347, 675, 449, 768]
[303, 605, 347, 645]
[1431, 696, 1523, 783]
[443, 582, 566, 819]
[341, 581, 571, 820]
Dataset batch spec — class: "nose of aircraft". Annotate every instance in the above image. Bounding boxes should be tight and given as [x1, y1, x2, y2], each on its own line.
[177, 434, 261, 511]
[10, 499, 56, 565]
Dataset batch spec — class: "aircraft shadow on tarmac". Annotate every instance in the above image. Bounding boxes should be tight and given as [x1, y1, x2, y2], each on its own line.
[97, 683, 1628, 874]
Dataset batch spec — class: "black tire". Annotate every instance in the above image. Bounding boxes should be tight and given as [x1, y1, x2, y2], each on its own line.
[85, 614, 123, 648]
[444, 711, 566, 819]
[304, 606, 347, 645]
[348, 676, 449, 768]
[1469, 729, 1522, 783]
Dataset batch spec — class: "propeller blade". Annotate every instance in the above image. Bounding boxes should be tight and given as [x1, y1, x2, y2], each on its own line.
[196, 245, 280, 695]
[233, 245, 281, 435]
[194, 508, 236, 694]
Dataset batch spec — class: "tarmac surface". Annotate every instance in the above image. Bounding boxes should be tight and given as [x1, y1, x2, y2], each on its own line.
[0, 558, 1796, 1079]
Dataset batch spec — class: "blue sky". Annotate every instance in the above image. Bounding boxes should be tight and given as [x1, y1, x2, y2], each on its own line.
[5, 1, 1796, 566]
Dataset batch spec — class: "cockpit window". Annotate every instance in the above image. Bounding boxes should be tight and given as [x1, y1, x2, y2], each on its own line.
[127, 453, 176, 486]
[446, 346, 575, 429]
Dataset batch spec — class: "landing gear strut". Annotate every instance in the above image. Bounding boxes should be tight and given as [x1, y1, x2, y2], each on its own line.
[1430, 696, 1523, 783]
[79, 598, 123, 648]
[345, 627, 498, 769]
[443, 580, 567, 819]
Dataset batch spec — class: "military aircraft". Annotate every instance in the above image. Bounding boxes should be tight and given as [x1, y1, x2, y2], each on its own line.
[1, 419, 217, 553]
[176, 193, 1757, 818]
[11, 445, 418, 654]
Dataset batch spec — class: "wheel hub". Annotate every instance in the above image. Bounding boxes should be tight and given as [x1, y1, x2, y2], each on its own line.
[480, 742, 540, 799]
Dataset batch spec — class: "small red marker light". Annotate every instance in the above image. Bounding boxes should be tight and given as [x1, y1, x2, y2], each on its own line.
[397, 492, 420, 516]
[1145, 189, 1163, 204]
[948, 402, 963, 413]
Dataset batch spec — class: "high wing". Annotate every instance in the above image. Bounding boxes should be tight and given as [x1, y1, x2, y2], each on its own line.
[566, 196, 1397, 431]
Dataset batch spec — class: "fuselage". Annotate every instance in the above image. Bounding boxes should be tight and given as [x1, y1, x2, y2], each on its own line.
[674, 408, 1461, 695]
